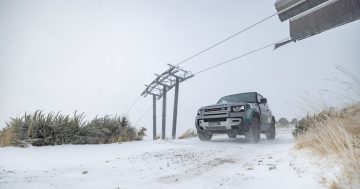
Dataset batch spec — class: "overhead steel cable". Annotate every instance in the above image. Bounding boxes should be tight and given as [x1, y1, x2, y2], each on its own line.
[175, 12, 278, 66]
[193, 37, 291, 75]
[133, 37, 291, 126]
[126, 12, 280, 121]
[125, 95, 142, 116]
[134, 104, 153, 126]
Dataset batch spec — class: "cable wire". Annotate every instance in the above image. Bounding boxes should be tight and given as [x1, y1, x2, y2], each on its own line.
[133, 38, 291, 126]
[129, 12, 280, 120]
[125, 95, 142, 116]
[134, 104, 152, 126]
[193, 37, 291, 75]
[175, 12, 278, 66]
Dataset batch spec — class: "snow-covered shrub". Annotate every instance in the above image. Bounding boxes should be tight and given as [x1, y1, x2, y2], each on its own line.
[53, 112, 83, 145]
[137, 127, 147, 139]
[0, 111, 146, 147]
[79, 115, 140, 144]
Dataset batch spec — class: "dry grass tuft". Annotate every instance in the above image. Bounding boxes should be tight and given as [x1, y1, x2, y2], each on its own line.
[0, 125, 17, 147]
[330, 181, 340, 189]
[295, 103, 360, 188]
[178, 129, 197, 139]
[294, 66, 360, 188]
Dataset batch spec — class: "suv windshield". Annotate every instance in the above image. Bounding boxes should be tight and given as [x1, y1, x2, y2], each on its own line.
[217, 93, 257, 104]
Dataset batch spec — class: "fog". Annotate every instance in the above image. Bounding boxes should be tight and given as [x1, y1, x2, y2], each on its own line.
[1, 0, 359, 136]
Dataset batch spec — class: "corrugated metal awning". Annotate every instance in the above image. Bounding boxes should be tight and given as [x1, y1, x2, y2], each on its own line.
[289, 0, 360, 41]
[274, 0, 360, 48]
[275, 0, 329, 21]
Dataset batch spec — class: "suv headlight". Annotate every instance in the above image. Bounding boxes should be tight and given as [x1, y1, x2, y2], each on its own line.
[232, 105, 245, 112]
[197, 109, 202, 115]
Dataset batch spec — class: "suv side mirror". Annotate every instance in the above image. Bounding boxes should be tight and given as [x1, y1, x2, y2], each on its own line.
[260, 98, 267, 104]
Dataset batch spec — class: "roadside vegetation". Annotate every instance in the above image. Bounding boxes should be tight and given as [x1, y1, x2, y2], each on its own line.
[178, 128, 197, 139]
[294, 67, 360, 188]
[277, 117, 290, 127]
[0, 111, 146, 147]
[294, 104, 360, 188]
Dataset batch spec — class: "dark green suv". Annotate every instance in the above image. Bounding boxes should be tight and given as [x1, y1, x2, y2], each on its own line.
[195, 92, 275, 143]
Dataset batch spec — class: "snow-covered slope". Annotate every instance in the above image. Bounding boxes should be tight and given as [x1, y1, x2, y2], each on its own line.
[0, 128, 324, 189]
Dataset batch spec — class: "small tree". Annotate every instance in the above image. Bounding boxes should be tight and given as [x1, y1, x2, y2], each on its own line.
[278, 117, 289, 126]
[290, 118, 298, 125]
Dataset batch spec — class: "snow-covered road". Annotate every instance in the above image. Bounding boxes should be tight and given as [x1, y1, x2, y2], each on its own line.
[0, 128, 324, 189]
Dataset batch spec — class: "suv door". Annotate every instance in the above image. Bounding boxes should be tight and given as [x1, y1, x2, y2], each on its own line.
[257, 94, 268, 126]
[265, 103, 272, 125]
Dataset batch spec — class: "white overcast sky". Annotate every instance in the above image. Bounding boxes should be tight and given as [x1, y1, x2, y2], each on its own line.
[1, 0, 359, 136]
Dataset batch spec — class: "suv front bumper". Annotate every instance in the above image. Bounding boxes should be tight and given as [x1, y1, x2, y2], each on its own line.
[197, 117, 242, 131]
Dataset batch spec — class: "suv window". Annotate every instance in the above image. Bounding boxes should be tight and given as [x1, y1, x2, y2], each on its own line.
[217, 93, 257, 104]
[257, 94, 263, 103]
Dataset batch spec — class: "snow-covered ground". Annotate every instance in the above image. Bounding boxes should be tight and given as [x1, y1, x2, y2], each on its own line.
[0, 127, 325, 189]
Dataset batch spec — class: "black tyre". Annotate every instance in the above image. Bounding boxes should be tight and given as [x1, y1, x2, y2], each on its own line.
[266, 118, 276, 140]
[245, 116, 261, 143]
[197, 130, 212, 141]
[227, 133, 237, 138]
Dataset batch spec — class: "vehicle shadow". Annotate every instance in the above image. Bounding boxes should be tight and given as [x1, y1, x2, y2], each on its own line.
[209, 137, 249, 144]
[208, 135, 293, 145]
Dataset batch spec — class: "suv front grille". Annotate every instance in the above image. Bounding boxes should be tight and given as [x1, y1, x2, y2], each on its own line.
[203, 106, 228, 117]
[203, 118, 226, 122]
[204, 107, 227, 112]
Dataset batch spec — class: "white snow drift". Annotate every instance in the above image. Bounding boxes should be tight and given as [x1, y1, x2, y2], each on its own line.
[0, 128, 325, 189]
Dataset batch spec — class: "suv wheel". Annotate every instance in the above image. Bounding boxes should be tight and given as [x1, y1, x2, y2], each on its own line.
[227, 133, 237, 138]
[266, 118, 276, 140]
[245, 116, 260, 143]
[197, 130, 212, 141]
